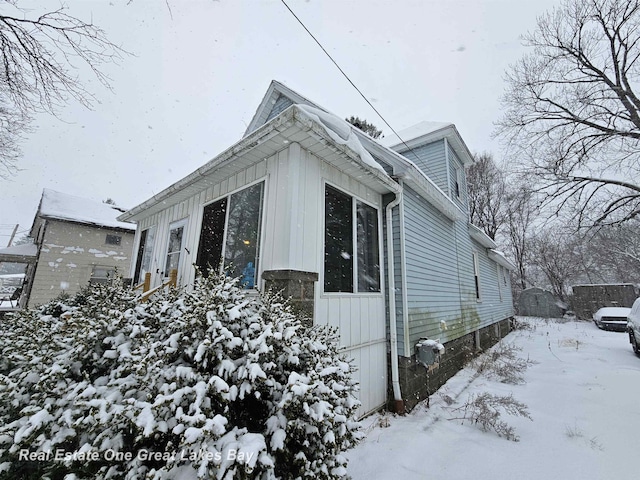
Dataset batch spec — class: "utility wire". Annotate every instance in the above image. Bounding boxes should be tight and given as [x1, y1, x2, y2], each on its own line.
[279, 0, 416, 155]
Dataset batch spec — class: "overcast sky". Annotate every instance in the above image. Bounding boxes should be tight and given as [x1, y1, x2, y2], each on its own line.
[0, 0, 560, 244]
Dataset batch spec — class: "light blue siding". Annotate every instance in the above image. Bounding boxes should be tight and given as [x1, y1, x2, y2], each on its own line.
[265, 94, 294, 122]
[383, 193, 406, 356]
[447, 144, 468, 211]
[399, 185, 514, 353]
[401, 140, 449, 193]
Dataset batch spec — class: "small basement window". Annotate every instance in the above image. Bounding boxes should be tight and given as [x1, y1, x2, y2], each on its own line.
[105, 234, 122, 246]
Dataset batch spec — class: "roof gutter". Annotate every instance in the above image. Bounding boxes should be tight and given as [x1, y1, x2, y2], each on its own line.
[386, 178, 405, 414]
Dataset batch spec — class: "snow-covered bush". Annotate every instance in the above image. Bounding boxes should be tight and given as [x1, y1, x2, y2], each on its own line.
[0, 273, 361, 479]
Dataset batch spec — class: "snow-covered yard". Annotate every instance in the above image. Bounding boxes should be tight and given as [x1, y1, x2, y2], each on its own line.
[347, 318, 640, 480]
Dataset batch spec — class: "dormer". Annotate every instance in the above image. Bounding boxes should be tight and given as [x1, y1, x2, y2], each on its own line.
[379, 122, 474, 209]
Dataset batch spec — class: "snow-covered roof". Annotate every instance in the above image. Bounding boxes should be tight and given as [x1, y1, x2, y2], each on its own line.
[0, 243, 37, 257]
[0, 243, 37, 263]
[469, 224, 497, 249]
[244, 80, 326, 137]
[120, 105, 401, 221]
[379, 121, 452, 147]
[488, 249, 516, 271]
[121, 81, 472, 223]
[38, 189, 135, 231]
[296, 105, 387, 174]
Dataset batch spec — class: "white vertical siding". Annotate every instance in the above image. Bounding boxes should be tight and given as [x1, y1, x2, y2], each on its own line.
[303, 147, 387, 417]
[130, 143, 389, 415]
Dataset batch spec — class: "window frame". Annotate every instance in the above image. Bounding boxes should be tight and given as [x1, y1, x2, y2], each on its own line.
[497, 264, 503, 302]
[164, 218, 188, 278]
[472, 251, 482, 302]
[133, 225, 157, 284]
[105, 234, 122, 246]
[322, 182, 382, 295]
[454, 167, 463, 200]
[196, 180, 265, 289]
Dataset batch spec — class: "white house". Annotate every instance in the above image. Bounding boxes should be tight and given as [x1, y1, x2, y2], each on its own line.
[119, 81, 515, 416]
[0, 189, 135, 309]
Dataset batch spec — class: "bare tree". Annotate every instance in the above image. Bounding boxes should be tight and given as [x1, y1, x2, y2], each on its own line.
[583, 221, 640, 283]
[498, 0, 640, 227]
[0, 93, 27, 177]
[529, 227, 583, 301]
[0, 1, 122, 177]
[467, 152, 507, 240]
[504, 184, 539, 297]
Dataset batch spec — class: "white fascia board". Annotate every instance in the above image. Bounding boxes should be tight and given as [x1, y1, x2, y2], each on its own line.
[469, 224, 498, 249]
[120, 105, 401, 222]
[119, 107, 299, 222]
[359, 133, 466, 221]
[386, 124, 474, 167]
[488, 249, 516, 271]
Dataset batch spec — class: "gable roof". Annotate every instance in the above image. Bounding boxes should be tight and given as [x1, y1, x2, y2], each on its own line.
[121, 81, 470, 222]
[0, 243, 37, 263]
[35, 189, 135, 231]
[380, 120, 474, 167]
[244, 80, 326, 137]
[120, 105, 400, 221]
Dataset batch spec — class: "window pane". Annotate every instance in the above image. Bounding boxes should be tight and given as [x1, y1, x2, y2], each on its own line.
[324, 185, 353, 292]
[473, 253, 481, 300]
[165, 225, 184, 277]
[105, 234, 122, 246]
[224, 183, 264, 288]
[196, 198, 228, 276]
[357, 201, 380, 292]
[134, 226, 156, 284]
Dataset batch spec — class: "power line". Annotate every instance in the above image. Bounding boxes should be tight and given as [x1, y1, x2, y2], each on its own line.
[279, 0, 416, 154]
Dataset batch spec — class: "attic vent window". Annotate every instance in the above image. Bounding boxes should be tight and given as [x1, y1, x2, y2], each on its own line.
[105, 234, 122, 246]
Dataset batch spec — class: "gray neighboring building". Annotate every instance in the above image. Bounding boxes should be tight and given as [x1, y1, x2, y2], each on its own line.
[0, 189, 135, 308]
[518, 287, 567, 318]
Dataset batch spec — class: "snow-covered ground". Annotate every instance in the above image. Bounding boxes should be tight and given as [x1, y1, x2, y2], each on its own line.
[347, 318, 640, 480]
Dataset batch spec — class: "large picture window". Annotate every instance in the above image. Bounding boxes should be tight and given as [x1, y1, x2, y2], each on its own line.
[134, 226, 156, 284]
[196, 182, 264, 288]
[324, 185, 380, 293]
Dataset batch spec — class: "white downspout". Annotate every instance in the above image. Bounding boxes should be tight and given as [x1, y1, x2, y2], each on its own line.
[386, 179, 405, 413]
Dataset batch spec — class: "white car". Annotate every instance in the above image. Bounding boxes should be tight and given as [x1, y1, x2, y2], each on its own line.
[593, 306, 631, 332]
[627, 298, 640, 355]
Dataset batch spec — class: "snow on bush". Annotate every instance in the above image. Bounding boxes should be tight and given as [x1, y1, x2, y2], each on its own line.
[0, 273, 362, 479]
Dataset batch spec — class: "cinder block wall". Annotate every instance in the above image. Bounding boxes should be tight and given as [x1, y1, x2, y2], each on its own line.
[390, 318, 512, 412]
